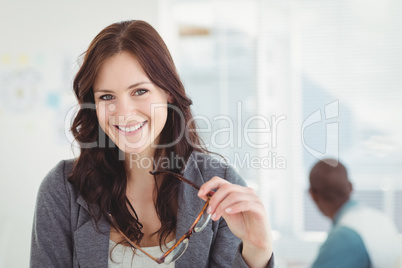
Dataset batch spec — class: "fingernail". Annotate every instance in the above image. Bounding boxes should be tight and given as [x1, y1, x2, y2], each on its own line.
[207, 206, 212, 214]
[212, 213, 216, 220]
[225, 207, 232, 213]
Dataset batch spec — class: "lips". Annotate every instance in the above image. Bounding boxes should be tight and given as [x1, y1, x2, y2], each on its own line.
[114, 121, 147, 133]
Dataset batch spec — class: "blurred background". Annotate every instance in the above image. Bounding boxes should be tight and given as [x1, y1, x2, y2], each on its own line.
[1, 0, 401, 267]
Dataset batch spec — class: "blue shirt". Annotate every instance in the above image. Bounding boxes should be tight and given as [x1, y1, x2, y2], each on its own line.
[311, 200, 371, 268]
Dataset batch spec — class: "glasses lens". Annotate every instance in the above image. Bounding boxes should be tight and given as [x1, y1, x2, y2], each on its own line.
[194, 206, 211, 232]
[164, 238, 189, 264]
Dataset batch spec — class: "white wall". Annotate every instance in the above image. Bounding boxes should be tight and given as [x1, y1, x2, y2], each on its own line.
[0, 1, 158, 267]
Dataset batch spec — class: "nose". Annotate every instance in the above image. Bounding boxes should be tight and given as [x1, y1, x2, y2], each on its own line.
[115, 97, 135, 116]
[113, 96, 139, 122]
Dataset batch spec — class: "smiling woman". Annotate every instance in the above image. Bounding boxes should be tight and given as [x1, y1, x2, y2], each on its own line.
[30, 20, 274, 268]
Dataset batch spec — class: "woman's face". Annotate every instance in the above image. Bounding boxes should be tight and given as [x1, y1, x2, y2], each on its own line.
[93, 51, 171, 157]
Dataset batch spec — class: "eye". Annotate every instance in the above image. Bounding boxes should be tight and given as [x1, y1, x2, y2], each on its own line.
[99, 94, 114, 101]
[134, 89, 149, 96]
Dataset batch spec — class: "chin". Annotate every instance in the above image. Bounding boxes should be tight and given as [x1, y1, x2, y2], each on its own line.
[119, 143, 155, 157]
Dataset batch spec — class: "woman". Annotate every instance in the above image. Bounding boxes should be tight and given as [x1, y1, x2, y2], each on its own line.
[30, 20, 274, 268]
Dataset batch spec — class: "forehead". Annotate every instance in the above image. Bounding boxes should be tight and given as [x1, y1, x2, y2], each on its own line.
[93, 51, 149, 89]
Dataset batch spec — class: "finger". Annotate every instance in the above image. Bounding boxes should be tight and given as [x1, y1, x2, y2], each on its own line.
[211, 191, 260, 221]
[223, 199, 267, 221]
[208, 184, 255, 215]
[197, 176, 230, 200]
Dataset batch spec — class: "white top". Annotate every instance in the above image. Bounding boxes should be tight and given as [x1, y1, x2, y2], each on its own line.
[339, 204, 402, 268]
[108, 239, 176, 268]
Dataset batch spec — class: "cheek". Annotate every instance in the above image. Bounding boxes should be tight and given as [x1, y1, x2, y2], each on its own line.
[152, 105, 168, 128]
[96, 103, 111, 131]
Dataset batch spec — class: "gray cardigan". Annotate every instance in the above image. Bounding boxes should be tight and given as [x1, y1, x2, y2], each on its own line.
[30, 152, 274, 268]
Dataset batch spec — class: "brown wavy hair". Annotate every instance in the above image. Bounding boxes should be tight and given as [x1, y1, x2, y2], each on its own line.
[68, 20, 205, 247]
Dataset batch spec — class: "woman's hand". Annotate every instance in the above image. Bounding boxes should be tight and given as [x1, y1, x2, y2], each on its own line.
[198, 176, 273, 268]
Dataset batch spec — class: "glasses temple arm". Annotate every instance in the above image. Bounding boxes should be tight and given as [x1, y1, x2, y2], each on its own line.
[150, 170, 215, 197]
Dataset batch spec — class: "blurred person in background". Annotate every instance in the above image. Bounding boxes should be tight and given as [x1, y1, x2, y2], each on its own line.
[308, 159, 401, 268]
[30, 20, 274, 268]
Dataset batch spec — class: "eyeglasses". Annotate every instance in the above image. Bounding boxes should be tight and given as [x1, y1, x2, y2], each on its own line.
[108, 170, 214, 264]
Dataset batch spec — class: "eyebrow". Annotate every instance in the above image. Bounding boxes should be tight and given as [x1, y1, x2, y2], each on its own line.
[93, 81, 152, 93]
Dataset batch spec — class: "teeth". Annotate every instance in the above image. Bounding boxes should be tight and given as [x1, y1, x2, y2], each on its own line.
[118, 122, 145, 132]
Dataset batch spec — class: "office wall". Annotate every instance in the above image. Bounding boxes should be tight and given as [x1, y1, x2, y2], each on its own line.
[1, 0, 401, 267]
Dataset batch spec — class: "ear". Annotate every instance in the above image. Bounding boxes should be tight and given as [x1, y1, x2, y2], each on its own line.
[309, 188, 319, 203]
[166, 92, 174, 104]
[168, 95, 174, 104]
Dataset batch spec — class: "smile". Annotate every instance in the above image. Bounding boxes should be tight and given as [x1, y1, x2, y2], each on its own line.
[115, 121, 147, 133]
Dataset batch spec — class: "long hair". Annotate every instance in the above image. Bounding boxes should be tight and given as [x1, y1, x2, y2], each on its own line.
[68, 20, 205, 247]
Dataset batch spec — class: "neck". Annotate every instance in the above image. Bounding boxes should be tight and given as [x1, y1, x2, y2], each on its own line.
[124, 149, 157, 199]
[329, 197, 350, 220]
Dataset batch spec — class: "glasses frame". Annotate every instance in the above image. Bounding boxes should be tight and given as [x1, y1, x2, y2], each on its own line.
[108, 170, 214, 264]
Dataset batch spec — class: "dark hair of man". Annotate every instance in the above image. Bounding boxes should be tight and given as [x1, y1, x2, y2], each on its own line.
[309, 159, 351, 206]
[68, 20, 207, 248]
